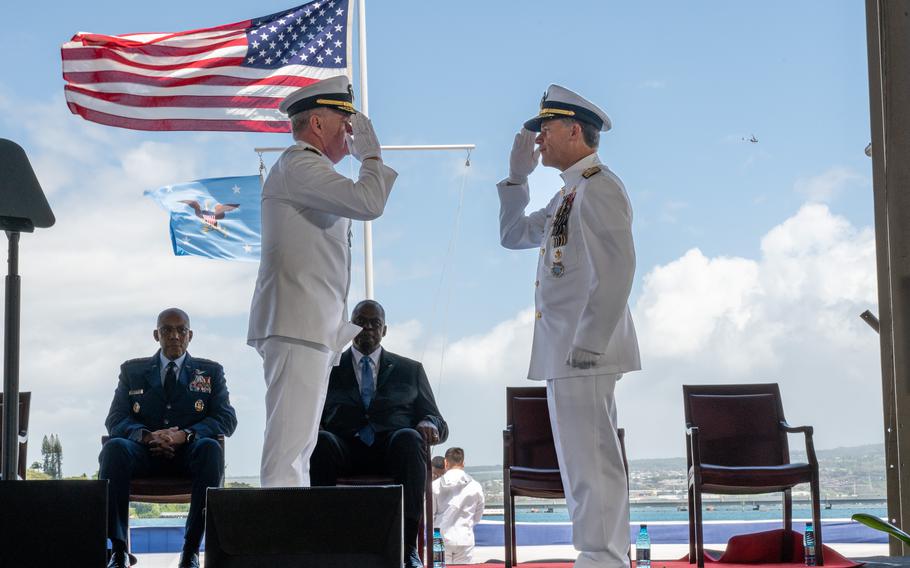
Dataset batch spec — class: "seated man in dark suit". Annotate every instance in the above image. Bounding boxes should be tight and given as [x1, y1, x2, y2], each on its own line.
[99, 308, 238, 568]
[311, 299, 448, 568]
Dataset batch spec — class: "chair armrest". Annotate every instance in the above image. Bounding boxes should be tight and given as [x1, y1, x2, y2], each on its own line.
[780, 422, 813, 435]
[780, 421, 818, 467]
[503, 428, 513, 469]
[686, 425, 701, 481]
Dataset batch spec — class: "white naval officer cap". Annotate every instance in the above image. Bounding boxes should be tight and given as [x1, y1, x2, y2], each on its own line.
[523, 84, 612, 133]
[278, 75, 357, 118]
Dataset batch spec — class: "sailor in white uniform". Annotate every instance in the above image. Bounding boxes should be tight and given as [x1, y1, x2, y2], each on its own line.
[248, 75, 398, 487]
[497, 84, 641, 568]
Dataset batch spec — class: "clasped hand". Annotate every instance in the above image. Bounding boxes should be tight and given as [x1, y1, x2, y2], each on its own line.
[143, 427, 187, 459]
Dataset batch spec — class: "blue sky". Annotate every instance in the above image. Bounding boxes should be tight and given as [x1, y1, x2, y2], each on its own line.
[0, 1, 879, 477]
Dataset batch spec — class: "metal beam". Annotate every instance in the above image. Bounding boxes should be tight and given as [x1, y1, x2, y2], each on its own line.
[867, 0, 910, 555]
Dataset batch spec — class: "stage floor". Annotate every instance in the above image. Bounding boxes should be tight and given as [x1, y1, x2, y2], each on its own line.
[132, 542, 891, 567]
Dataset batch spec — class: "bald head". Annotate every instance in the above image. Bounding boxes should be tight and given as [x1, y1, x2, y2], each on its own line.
[157, 308, 191, 328]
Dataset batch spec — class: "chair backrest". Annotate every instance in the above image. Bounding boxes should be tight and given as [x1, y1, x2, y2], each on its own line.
[0, 391, 31, 480]
[683, 383, 789, 467]
[505, 387, 560, 470]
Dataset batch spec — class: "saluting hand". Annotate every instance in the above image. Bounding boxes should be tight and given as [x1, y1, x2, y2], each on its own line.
[508, 129, 540, 184]
[347, 113, 382, 162]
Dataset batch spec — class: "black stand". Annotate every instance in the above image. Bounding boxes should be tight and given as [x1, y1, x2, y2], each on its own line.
[0, 139, 54, 481]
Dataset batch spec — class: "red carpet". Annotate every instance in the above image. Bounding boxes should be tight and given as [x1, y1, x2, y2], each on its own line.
[450, 529, 863, 568]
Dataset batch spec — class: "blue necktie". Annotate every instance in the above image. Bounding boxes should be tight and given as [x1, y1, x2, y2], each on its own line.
[358, 356, 375, 445]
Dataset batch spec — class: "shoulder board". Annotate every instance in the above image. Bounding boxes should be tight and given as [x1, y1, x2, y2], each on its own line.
[582, 166, 602, 179]
[191, 357, 220, 366]
[122, 357, 149, 366]
[303, 146, 322, 156]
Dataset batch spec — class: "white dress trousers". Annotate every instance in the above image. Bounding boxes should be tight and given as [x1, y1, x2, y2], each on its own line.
[547, 373, 630, 568]
[257, 336, 334, 487]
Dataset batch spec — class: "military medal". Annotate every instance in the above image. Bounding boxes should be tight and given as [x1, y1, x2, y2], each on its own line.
[132, 402, 140, 414]
[195, 399, 205, 412]
[547, 188, 575, 279]
[551, 247, 566, 277]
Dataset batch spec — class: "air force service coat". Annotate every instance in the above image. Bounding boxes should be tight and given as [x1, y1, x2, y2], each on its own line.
[498, 153, 641, 380]
[247, 141, 398, 351]
[105, 352, 238, 441]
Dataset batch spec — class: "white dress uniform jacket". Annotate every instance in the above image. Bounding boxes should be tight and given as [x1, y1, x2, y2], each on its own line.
[498, 153, 640, 380]
[248, 141, 398, 351]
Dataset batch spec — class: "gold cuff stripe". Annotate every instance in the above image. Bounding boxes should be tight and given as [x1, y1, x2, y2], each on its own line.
[539, 107, 576, 117]
[316, 99, 355, 110]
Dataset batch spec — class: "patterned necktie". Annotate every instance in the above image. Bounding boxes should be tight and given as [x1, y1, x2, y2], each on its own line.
[164, 361, 178, 401]
[358, 356, 375, 446]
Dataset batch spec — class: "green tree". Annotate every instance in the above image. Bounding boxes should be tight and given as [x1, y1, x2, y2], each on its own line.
[51, 434, 63, 479]
[40, 435, 51, 475]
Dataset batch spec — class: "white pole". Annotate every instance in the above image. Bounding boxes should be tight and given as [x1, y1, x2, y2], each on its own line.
[358, 0, 374, 300]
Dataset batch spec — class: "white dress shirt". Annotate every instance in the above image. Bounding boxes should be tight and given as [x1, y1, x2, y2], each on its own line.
[351, 346, 382, 390]
[157, 352, 187, 387]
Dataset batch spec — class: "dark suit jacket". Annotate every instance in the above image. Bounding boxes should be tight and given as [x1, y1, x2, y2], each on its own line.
[321, 348, 448, 442]
[105, 351, 238, 442]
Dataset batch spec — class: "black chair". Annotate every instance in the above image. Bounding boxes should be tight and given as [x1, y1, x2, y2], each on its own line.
[503, 386, 628, 568]
[0, 391, 31, 480]
[683, 383, 823, 567]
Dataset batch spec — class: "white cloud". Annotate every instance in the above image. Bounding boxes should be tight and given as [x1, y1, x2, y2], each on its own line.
[628, 202, 880, 458]
[794, 166, 866, 203]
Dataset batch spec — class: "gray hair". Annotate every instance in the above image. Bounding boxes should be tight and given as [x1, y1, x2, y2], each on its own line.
[561, 118, 600, 149]
[290, 108, 319, 138]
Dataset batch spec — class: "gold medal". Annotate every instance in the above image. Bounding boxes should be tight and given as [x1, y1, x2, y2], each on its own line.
[195, 399, 205, 413]
[132, 402, 140, 414]
[554, 248, 563, 261]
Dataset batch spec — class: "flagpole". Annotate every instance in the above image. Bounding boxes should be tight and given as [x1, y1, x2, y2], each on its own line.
[357, 0, 375, 299]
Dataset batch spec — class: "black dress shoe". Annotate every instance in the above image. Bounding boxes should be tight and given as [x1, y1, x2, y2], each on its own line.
[107, 550, 129, 568]
[404, 546, 423, 568]
[178, 550, 200, 568]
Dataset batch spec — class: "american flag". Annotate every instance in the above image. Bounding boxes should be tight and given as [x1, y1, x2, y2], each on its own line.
[61, 1, 351, 133]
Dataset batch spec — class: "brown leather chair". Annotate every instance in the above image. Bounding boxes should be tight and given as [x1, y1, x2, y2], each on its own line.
[0, 391, 31, 480]
[503, 386, 628, 568]
[336, 439, 434, 565]
[683, 383, 823, 567]
[100, 434, 225, 503]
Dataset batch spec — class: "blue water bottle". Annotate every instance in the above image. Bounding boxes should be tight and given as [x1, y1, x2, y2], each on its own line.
[636, 524, 651, 568]
[432, 527, 445, 568]
[804, 522, 816, 566]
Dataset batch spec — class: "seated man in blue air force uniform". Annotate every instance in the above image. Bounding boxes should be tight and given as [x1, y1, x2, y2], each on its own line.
[497, 85, 641, 568]
[310, 299, 447, 568]
[100, 308, 237, 568]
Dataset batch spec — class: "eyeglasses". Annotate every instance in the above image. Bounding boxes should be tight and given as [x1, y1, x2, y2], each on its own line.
[353, 318, 384, 329]
[158, 326, 191, 336]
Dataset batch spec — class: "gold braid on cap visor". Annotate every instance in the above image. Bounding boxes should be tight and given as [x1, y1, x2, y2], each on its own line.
[538, 107, 576, 117]
[316, 99, 355, 112]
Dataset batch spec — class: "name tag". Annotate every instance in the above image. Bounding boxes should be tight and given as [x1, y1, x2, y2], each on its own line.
[128, 389, 144, 396]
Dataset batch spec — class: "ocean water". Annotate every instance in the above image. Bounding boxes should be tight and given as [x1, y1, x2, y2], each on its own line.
[488, 502, 889, 523]
[132, 502, 889, 526]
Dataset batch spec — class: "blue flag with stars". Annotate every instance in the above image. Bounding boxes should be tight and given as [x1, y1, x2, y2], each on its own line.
[145, 176, 261, 261]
